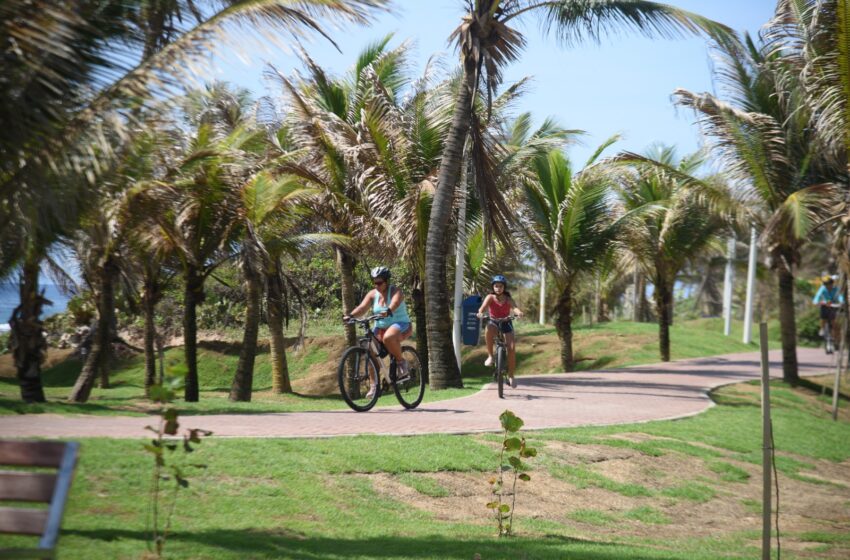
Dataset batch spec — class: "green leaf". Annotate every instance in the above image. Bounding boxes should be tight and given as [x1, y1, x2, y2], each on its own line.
[499, 410, 524, 432]
[504, 437, 522, 451]
[508, 456, 522, 469]
[518, 473, 531, 482]
[143, 444, 162, 456]
[164, 417, 179, 436]
[520, 447, 538, 458]
[486, 501, 499, 509]
[499, 504, 510, 513]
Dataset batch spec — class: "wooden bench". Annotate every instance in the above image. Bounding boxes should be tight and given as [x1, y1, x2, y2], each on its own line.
[0, 441, 79, 559]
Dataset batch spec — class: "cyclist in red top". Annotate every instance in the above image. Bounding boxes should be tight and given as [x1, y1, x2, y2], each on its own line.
[476, 275, 523, 388]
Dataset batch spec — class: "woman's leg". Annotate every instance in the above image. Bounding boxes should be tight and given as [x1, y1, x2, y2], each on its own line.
[505, 331, 516, 377]
[382, 324, 405, 363]
[485, 323, 496, 359]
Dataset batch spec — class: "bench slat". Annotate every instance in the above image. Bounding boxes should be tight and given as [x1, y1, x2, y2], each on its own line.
[0, 472, 56, 502]
[0, 507, 48, 536]
[0, 443, 65, 468]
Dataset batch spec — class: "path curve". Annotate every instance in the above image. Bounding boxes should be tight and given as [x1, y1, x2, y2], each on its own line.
[0, 348, 834, 439]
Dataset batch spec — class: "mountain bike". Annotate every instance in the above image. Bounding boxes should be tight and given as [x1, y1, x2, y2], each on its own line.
[486, 315, 515, 399]
[821, 303, 842, 355]
[337, 314, 425, 412]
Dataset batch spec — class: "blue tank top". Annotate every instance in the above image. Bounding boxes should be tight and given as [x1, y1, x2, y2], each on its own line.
[373, 286, 410, 329]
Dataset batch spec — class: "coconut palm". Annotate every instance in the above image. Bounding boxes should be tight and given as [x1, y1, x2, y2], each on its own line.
[615, 147, 728, 362]
[674, 30, 840, 382]
[424, 0, 733, 389]
[269, 39, 413, 351]
[516, 142, 621, 370]
[228, 171, 320, 401]
[1, 0, 389, 402]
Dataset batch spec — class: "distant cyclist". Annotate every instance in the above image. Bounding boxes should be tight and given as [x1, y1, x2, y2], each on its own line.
[343, 266, 412, 398]
[813, 274, 843, 347]
[477, 275, 523, 388]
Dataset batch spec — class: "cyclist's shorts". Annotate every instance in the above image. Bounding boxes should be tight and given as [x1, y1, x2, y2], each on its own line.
[375, 322, 413, 342]
[820, 306, 837, 321]
[488, 319, 513, 334]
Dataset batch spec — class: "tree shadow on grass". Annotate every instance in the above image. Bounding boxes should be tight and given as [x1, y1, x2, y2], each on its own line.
[63, 528, 687, 560]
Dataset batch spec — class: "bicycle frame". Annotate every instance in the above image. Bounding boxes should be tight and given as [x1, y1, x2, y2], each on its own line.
[345, 315, 399, 383]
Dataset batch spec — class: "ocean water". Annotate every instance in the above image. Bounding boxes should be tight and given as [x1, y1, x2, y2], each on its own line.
[0, 284, 71, 332]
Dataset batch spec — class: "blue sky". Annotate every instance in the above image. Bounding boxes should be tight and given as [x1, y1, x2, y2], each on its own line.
[211, 0, 776, 166]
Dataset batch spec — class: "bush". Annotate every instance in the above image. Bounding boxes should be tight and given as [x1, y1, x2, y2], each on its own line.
[797, 306, 821, 345]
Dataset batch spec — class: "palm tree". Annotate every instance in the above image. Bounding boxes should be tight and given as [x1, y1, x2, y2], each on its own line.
[424, 0, 733, 389]
[1, 0, 389, 401]
[229, 171, 318, 401]
[615, 147, 728, 362]
[269, 39, 412, 351]
[516, 143, 620, 371]
[674, 30, 840, 382]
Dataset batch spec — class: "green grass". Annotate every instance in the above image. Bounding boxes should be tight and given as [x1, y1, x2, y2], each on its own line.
[2, 380, 849, 559]
[0, 318, 784, 417]
[623, 506, 671, 525]
[708, 461, 750, 483]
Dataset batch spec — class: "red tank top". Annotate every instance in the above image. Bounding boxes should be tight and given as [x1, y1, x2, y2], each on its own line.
[488, 296, 511, 319]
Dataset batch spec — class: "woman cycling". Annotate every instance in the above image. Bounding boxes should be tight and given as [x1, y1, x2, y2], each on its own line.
[477, 275, 523, 388]
[343, 266, 412, 398]
[813, 274, 843, 353]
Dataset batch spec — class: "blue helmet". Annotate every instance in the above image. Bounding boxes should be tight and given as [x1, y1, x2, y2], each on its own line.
[491, 274, 507, 288]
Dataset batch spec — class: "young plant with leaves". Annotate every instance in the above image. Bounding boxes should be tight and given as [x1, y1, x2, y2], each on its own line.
[144, 375, 211, 558]
[487, 410, 536, 537]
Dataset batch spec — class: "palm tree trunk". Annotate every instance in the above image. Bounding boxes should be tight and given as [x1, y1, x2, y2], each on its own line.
[336, 247, 358, 350]
[411, 283, 429, 383]
[9, 257, 47, 403]
[637, 275, 651, 322]
[142, 269, 160, 395]
[183, 266, 204, 402]
[69, 258, 117, 402]
[777, 264, 799, 384]
[230, 261, 261, 402]
[655, 277, 673, 362]
[267, 261, 292, 394]
[424, 61, 475, 390]
[555, 279, 574, 372]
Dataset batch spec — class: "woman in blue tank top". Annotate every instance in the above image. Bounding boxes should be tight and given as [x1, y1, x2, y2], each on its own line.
[343, 266, 413, 396]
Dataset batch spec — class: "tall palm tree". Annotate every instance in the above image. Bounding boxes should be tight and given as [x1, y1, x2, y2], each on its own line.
[228, 171, 318, 401]
[270, 39, 411, 350]
[424, 0, 733, 389]
[1, 0, 389, 401]
[615, 147, 728, 362]
[516, 143, 620, 371]
[674, 30, 840, 382]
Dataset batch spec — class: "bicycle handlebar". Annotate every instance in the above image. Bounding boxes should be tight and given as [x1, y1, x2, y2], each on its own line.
[482, 315, 518, 323]
[343, 313, 385, 326]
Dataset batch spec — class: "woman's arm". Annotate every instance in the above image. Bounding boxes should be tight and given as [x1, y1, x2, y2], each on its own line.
[509, 297, 524, 318]
[387, 288, 405, 314]
[477, 295, 493, 317]
[345, 290, 374, 318]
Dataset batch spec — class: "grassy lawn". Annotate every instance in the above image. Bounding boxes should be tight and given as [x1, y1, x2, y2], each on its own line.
[1, 380, 848, 559]
[1, 318, 782, 416]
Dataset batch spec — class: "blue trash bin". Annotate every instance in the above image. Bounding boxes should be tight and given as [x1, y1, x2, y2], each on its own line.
[461, 295, 483, 346]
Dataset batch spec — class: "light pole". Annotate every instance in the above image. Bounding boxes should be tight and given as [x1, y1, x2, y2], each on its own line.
[743, 227, 758, 344]
[723, 235, 735, 336]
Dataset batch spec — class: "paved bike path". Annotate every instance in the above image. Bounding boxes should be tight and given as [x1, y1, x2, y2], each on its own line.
[0, 348, 834, 439]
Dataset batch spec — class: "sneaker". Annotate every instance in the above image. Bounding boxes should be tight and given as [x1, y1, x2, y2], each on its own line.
[484, 356, 494, 366]
[819, 328, 824, 337]
[365, 387, 377, 400]
[510, 376, 517, 389]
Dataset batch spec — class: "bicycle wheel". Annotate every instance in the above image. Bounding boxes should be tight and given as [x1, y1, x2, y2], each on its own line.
[392, 346, 425, 409]
[337, 347, 380, 412]
[496, 345, 506, 399]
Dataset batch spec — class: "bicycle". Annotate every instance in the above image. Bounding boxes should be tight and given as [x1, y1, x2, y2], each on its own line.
[337, 314, 425, 412]
[821, 302, 842, 355]
[485, 315, 515, 399]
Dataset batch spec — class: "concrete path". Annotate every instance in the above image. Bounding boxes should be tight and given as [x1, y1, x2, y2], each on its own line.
[0, 348, 834, 439]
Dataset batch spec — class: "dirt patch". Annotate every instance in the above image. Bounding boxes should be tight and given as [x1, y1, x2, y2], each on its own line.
[361, 435, 850, 556]
[0, 347, 75, 379]
[291, 337, 348, 396]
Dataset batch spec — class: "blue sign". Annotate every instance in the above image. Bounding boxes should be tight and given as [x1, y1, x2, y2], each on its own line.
[462, 295, 483, 346]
